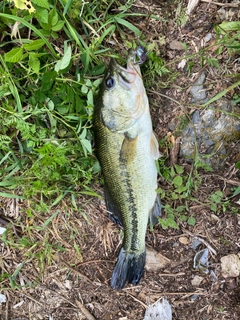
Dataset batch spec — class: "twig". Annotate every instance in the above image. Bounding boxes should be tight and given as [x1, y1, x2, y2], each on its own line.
[76, 259, 114, 266]
[183, 230, 217, 255]
[76, 300, 96, 320]
[125, 292, 148, 309]
[157, 272, 185, 276]
[170, 136, 181, 166]
[60, 260, 93, 284]
[170, 253, 195, 269]
[151, 290, 207, 296]
[217, 176, 240, 187]
[20, 292, 43, 306]
[201, 0, 239, 7]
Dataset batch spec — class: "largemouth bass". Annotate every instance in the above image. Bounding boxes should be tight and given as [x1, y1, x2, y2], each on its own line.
[93, 47, 161, 290]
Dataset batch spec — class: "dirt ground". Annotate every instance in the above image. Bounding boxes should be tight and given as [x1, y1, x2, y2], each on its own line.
[1, 1, 240, 319]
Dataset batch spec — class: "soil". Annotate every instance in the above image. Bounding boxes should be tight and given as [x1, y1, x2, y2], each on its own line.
[1, 1, 240, 319]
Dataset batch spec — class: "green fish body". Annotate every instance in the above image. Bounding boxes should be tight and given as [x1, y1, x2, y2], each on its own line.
[93, 48, 161, 289]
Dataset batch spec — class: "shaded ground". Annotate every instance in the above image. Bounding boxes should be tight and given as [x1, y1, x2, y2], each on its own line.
[1, 1, 240, 319]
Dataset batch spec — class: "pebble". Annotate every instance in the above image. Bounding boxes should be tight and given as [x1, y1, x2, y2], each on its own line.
[143, 299, 172, 320]
[221, 254, 240, 278]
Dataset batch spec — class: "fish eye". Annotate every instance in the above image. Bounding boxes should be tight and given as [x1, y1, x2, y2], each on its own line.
[105, 77, 115, 89]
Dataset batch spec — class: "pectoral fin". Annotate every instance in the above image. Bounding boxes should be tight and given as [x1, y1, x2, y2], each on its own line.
[119, 134, 138, 164]
[150, 132, 160, 160]
[104, 183, 123, 226]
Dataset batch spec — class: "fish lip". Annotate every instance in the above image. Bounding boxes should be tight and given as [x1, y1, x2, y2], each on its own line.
[108, 49, 141, 85]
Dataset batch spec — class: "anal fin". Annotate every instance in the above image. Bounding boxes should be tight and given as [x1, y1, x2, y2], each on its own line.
[149, 194, 162, 226]
[104, 183, 123, 226]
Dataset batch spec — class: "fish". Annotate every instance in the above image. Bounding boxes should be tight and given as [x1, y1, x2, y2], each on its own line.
[93, 46, 161, 290]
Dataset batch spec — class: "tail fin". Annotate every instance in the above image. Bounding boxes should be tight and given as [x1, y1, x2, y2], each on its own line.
[110, 248, 146, 290]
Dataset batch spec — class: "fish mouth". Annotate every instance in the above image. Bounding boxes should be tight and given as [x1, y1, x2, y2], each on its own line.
[109, 46, 146, 87]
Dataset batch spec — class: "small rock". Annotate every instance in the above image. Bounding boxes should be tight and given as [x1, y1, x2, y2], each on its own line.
[179, 236, 190, 245]
[145, 248, 169, 272]
[169, 40, 184, 51]
[178, 59, 187, 69]
[210, 270, 218, 282]
[0, 227, 6, 235]
[190, 238, 202, 250]
[190, 73, 207, 103]
[217, 8, 226, 21]
[191, 275, 204, 286]
[210, 214, 221, 223]
[221, 254, 240, 278]
[204, 33, 212, 43]
[190, 294, 199, 301]
[0, 293, 6, 303]
[64, 280, 72, 290]
[143, 299, 172, 320]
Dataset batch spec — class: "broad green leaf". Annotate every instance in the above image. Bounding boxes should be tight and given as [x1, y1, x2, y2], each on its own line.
[168, 218, 179, 229]
[54, 45, 71, 72]
[4, 47, 23, 63]
[87, 90, 93, 106]
[174, 164, 184, 174]
[80, 127, 87, 139]
[31, 0, 49, 9]
[172, 175, 183, 188]
[175, 186, 187, 194]
[81, 84, 88, 94]
[232, 186, 240, 197]
[171, 192, 178, 200]
[81, 139, 92, 155]
[28, 53, 40, 74]
[210, 203, 217, 213]
[52, 20, 65, 31]
[180, 215, 188, 222]
[176, 206, 187, 212]
[219, 21, 240, 32]
[49, 8, 58, 26]
[23, 39, 45, 51]
[41, 71, 57, 91]
[35, 8, 48, 24]
[188, 216, 196, 226]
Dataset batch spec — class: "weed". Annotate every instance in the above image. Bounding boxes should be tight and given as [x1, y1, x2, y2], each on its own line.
[157, 160, 199, 229]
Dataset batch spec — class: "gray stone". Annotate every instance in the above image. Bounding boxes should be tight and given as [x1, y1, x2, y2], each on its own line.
[180, 73, 240, 169]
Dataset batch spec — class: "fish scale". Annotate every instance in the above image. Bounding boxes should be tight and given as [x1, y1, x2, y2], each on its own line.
[93, 47, 161, 289]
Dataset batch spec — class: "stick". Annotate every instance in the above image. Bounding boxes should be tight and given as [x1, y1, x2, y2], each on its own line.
[201, 0, 240, 7]
[76, 300, 96, 320]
